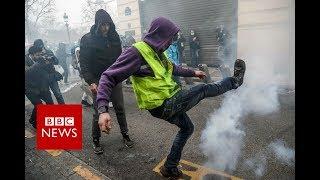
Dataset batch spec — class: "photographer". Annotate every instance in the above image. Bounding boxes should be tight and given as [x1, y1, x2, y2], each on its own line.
[33, 39, 65, 104]
[25, 45, 54, 128]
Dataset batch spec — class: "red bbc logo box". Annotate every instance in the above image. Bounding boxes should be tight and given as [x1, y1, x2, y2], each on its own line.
[36, 105, 82, 150]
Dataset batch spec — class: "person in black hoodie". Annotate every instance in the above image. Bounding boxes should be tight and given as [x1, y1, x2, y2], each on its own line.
[25, 45, 54, 128]
[79, 9, 133, 154]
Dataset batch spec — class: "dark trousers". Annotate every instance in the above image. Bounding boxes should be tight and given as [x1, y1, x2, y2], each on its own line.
[190, 49, 199, 67]
[49, 77, 65, 104]
[173, 76, 181, 86]
[25, 90, 54, 127]
[62, 65, 69, 83]
[92, 83, 128, 140]
[178, 50, 184, 64]
[149, 77, 236, 169]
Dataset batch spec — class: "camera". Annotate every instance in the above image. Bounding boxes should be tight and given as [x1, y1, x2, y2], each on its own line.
[40, 51, 54, 63]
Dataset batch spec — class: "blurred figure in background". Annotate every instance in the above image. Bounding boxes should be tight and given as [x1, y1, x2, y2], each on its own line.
[73, 45, 93, 107]
[34, 39, 64, 104]
[123, 34, 136, 85]
[177, 31, 186, 64]
[215, 25, 232, 78]
[56, 42, 70, 84]
[166, 34, 181, 85]
[70, 42, 79, 76]
[188, 30, 200, 67]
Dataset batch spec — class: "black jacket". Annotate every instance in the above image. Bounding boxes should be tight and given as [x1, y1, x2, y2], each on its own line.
[79, 10, 122, 85]
[25, 54, 34, 70]
[189, 34, 200, 50]
[25, 59, 51, 94]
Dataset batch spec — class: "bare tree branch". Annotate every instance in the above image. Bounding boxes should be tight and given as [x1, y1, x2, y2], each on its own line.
[34, 0, 55, 24]
[25, 0, 56, 42]
[81, 0, 116, 27]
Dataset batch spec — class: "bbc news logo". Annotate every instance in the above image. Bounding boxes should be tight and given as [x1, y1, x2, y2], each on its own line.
[36, 105, 82, 150]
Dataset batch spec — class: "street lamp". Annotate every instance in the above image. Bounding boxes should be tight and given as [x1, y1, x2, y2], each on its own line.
[63, 12, 71, 44]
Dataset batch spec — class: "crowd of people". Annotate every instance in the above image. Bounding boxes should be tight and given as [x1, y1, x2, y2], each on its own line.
[25, 9, 245, 179]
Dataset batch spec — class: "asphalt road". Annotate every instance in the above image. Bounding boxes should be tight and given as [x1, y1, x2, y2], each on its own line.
[25, 79, 295, 179]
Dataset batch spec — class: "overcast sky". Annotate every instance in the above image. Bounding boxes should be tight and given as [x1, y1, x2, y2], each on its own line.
[54, 0, 117, 27]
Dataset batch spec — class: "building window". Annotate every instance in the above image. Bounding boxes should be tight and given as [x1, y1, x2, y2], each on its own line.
[128, 23, 131, 29]
[125, 7, 131, 16]
[125, 30, 135, 36]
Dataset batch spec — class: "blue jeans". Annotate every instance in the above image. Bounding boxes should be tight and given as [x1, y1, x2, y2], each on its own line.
[49, 76, 65, 104]
[173, 76, 181, 86]
[149, 77, 236, 169]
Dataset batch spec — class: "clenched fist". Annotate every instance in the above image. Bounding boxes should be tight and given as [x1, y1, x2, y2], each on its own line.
[89, 83, 98, 94]
[98, 112, 112, 134]
[194, 70, 206, 79]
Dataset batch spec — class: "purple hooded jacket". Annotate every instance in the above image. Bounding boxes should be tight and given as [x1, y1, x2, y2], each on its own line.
[96, 17, 196, 113]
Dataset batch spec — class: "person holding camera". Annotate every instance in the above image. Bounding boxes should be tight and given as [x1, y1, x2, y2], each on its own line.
[33, 39, 65, 104]
[25, 45, 54, 128]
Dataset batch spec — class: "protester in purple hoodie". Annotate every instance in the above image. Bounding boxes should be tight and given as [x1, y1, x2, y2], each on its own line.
[96, 17, 246, 178]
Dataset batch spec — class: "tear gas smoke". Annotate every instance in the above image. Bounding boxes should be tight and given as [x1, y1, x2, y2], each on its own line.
[242, 139, 295, 177]
[268, 139, 295, 166]
[200, 3, 294, 171]
[200, 54, 282, 171]
[244, 153, 267, 177]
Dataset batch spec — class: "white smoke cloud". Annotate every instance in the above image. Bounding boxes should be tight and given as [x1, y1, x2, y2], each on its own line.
[200, 56, 282, 171]
[244, 153, 267, 177]
[200, 0, 294, 172]
[269, 139, 295, 166]
[241, 139, 295, 177]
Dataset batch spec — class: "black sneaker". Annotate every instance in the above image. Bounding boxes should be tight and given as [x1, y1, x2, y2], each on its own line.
[160, 166, 183, 178]
[93, 139, 104, 154]
[122, 133, 134, 148]
[233, 59, 246, 88]
[81, 100, 92, 107]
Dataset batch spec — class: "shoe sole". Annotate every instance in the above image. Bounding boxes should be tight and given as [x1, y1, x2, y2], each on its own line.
[234, 59, 246, 74]
[94, 150, 104, 154]
[159, 166, 183, 179]
[159, 170, 182, 179]
[123, 141, 134, 148]
[124, 144, 134, 148]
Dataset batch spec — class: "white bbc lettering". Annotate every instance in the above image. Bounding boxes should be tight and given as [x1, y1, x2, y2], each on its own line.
[45, 117, 54, 126]
[44, 117, 75, 126]
[65, 117, 74, 126]
[55, 117, 65, 126]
